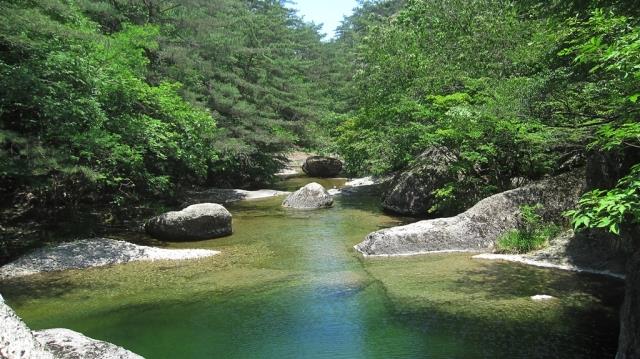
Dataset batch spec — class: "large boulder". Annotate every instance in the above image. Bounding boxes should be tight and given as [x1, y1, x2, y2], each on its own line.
[282, 182, 334, 209]
[145, 203, 232, 241]
[302, 156, 343, 177]
[33, 329, 143, 359]
[382, 147, 458, 216]
[0, 238, 218, 280]
[0, 295, 143, 359]
[1, 295, 54, 359]
[355, 169, 586, 256]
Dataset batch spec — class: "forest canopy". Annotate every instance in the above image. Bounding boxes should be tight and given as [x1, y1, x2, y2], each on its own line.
[0, 0, 638, 235]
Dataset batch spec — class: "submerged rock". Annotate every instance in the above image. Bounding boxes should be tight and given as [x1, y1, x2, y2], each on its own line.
[145, 203, 232, 241]
[382, 147, 458, 217]
[282, 182, 334, 209]
[0, 238, 218, 280]
[34, 329, 143, 359]
[355, 169, 585, 256]
[302, 156, 343, 177]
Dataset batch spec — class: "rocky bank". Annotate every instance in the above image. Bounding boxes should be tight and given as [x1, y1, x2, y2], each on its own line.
[356, 169, 585, 256]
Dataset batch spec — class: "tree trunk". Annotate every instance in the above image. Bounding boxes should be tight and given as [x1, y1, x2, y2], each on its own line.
[617, 248, 640, 359]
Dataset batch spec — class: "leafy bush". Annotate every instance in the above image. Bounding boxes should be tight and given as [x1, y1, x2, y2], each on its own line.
[497, 204, 560, 254]
[567, 165, 640, 235]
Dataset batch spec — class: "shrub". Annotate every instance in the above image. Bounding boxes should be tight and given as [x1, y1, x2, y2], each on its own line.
[496, 204, 560, 254]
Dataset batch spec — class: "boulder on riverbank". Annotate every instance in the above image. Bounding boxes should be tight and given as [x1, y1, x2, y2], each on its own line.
[0, 238, 218, 280]
[302, 156, 343, 177]
[355, 169, 586, 256]
[34, 329, 143, 359]
[0, 296, 143, 359]
[382, 147, 459, 217]
[145, 203, 232, 241]
[0, 294, 53, 359]
[282, 182, 333, 209]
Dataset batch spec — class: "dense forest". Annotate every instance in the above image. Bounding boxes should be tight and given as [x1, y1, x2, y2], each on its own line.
[1, 0, 638, 240]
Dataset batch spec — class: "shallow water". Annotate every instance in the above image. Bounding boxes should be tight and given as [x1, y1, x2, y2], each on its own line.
[0, 177, 625, 358]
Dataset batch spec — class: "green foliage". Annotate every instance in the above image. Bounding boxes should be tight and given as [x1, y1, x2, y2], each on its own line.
[332, 0, 560, 210]
[107, 0, 334, 186]
[556, 8, 640, 235]
[0, 0, 337, 209]
[332, 0, 639, 223]
[497, 204, 561, 254]
[567, 165, 640, 235]
[0, 0, 217, 206]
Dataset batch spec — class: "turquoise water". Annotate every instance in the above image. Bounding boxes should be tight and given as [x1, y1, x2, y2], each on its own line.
[0, 176, 624, 358]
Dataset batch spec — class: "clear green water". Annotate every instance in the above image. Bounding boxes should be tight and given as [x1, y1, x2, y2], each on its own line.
[0, 176, 624, 358]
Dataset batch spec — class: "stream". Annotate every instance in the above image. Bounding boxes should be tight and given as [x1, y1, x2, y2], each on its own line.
[0, 176, 625, 358]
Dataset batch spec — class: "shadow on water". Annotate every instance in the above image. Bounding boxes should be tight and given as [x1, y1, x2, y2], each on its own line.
[361, 253, 625, 359]
[454, 260, 625, 303]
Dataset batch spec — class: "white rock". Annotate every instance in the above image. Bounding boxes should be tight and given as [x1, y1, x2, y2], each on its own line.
[184, 189, 290, 204]
[531, 295, 556, 301]
[328, 189, 342, 195]
[345, 177, 376, 187]
[0, 238, 219, 279]
[34, 329, 143, 359]
[282, 182, 334, 209]
[0, 299, 54, 359]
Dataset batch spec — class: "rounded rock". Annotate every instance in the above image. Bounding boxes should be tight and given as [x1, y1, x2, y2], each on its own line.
[302, 156, 343, 178]
[282, 182, 334, 209]
[145, 203, 232, 241]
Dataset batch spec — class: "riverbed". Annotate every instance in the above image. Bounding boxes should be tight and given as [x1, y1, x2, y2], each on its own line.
[0, 176, 625, 358]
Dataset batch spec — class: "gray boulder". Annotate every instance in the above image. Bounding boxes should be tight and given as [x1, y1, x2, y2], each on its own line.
[0, 238, 218, 280]
[34, 329, 143, 359]
[382, 147, 458, 216]
[145, 203, 232, 241]
[282, 182, 334, 209]
[302, 156, 343, 177]
[0, 295, 54, 359]
[0, 297, 142, 359]
[356, 169, 586, 256]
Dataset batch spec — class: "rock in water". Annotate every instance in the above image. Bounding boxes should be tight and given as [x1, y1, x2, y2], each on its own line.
[382, 147, 459, 216]
[34, 329, 143, 359]
[282, 182, 334, 209]
[356, 169, 585, 256]
[0, 238, 219, 280]
[302, 156, 343, 177]
[0, 295, 54, 359]
[0, 296, 143, 359]
[146, 203, 232, 241]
